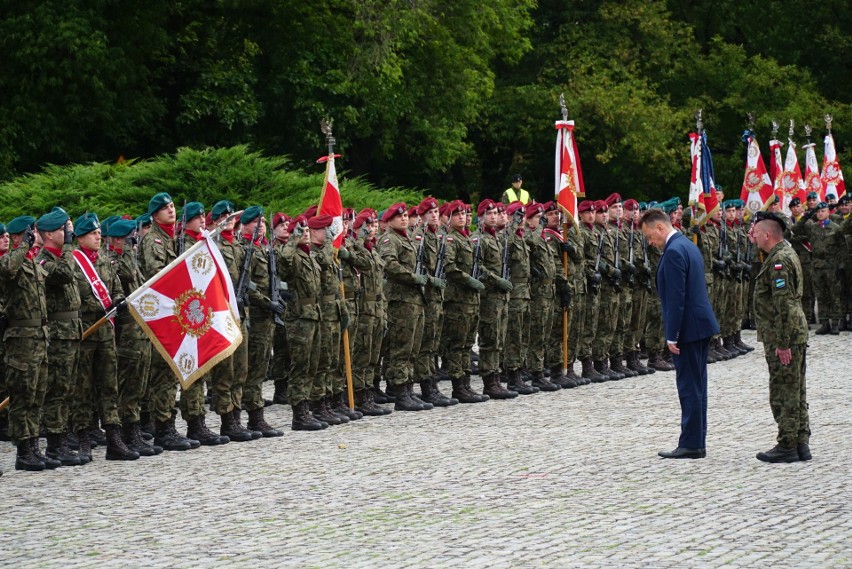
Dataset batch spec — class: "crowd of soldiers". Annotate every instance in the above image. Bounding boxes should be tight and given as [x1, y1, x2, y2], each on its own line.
[1, 184, 850, 475]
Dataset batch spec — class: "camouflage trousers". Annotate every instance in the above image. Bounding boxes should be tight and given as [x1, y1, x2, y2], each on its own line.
[271, 322, 290, 396]
[414, 299, 442, 379]
[353, 312, 384, 390]
[578, 290, 600, 360]
[4, 337, 48, 443]
[594, 283, 620, 360]
[42, 338, 79, 434]
[611, 287, 632, 355]
[801, 260, 815, 320]
[385, 300, 425, 386]
[503, 296, 529, 371]
[336, 299, 358, 395]
[73, 336, 121, 429]
[478, 292, 508, 376]
[285, 316, 321, 406]
[527, 284, 554, 373]
[210, 317, 249, 415]
[625, 286, 649, 354]
[643, 294, 665, 351]
[765, 343, 810, 447]
[116, 335, 151, 424]
[245, 314, 275, 411]
[813, 267, 842, 322]
[567, 292, 587, 364]
[545, 301, 568, 371]
[312, 319, 340, 399]
[148, 350, 178, 423]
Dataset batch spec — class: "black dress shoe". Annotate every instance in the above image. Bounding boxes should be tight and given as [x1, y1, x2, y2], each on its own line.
[756, 445, 799, 463]
[658, 447, 706, 459]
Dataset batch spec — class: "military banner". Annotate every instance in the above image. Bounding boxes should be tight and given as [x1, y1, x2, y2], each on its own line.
[554, 118, 584, 225]
[739, 133, 773, 217]
[317, 122, 344, 249]
[803, 142, 824, 201]
[822, 129, 846, 199]
[688, 130, 719, 225]
[779, 139, 806, 215]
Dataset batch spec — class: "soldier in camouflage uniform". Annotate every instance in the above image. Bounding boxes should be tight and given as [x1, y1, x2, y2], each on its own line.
[379, 203, 437, 410]
[622, 200, 654, 376]
[139, 193, 198, 451]
[542, 202, 575, 388]
[474, 199, 518, 399]
[0, 215, 54, 471]
[563, 208, 590, 386]
[592, 200, 624, 380]
[104, 219, 163, 456]
[750, 212, 811, 463]
[0, 222, 9, 444]
[604, 194, 637, 379]
[269, 212, 291, 404]
[70, 213, 139, 462]
[577, 201, 607, 382]
[643, 204, 673, 372]
[240, 206, 284, 436]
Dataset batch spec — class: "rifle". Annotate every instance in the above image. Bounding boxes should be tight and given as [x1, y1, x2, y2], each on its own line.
[611, 221, 622, 290]
[734, 230, 743, 282]
[433, 219, 452, 279]
[501, 225, 511, 281]
[625, 221, 636, 287]
[413, 228, 427, 296]
[267, 216, 285, 327]
[470, 230, 483, 281]
[715, 221, 728, 277]
[234, 220, 261, 323]
[641, 235, 652, 292]
[589, 228, 604, 294]
[177, 200, 187, 256]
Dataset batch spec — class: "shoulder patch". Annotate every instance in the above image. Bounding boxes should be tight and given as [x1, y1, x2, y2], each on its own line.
[775, 278, 786, 289]
[382, 238, 390, 244]
[446, 236, 454, 242]
[415, 235, 422, 241]
[773, 263, 783, 270]
[154, 239, 162, 244]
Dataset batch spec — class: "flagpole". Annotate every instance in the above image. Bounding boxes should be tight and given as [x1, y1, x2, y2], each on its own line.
[692, 110, 703, 245]
[557, 94, 570, 373]
[321, 119, 356, 411]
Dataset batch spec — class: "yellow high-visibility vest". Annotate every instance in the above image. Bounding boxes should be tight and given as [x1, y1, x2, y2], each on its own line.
[503, 187, 530, 204]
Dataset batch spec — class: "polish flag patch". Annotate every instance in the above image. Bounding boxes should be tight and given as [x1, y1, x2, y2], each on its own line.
[773, 263, 783, 270]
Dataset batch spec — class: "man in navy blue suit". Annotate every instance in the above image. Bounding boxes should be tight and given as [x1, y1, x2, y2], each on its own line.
[641, 209, 720, 459]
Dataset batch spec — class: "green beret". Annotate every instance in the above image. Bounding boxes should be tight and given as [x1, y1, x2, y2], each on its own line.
[36, 209, 70, 232]
[147, 192, 173, 215]
[656, 198, 678, 214]
[74, 213, 101, 237]
[100, 215, 121, 237]
[240, 205, 264, 224]
[734, 199, 744, 209]
[723, 200, 735, 210]
[715, 184, 724, 193]
[136, 213, 152, 226]
[211, 200, 235, 221]
[815, 201, 828, 210]
[106, 219, 136, 238]
[7, 216, 36, 234]
[0, 223, 6, 235]
[181, 201, 205, 221]
[806, 191, 819, 200]
[638, 201, 648, 211]
[672, 197, 682, 206]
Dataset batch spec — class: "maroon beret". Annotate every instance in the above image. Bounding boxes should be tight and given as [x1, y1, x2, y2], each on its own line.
[604, 193, 622, 207]
[623, 199, 639, 212]
[594, 200, 608, 212]
[287, 215, 307, 234]
[525, 202, 545, 219]
[381, 203, 408, 223]
[578, 200, 596, 213]
[476, 199, 497, 217]
[307, 214, 334, 229]
[417, 197, 439, 216]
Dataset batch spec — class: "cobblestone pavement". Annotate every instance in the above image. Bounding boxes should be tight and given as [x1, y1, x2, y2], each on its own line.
[1, 329, 850, 568]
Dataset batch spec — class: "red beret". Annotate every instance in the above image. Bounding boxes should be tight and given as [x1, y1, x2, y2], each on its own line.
[382, 203, 408, 223]
[623, 199, 639, 212]
[287, 215, 307, 234]
[417, 197, 439, 216]
[358, 207, 377, 219]
[525, 202, 545, 219]
[464, 203, 472, 213]
[303, 205, 318, 218]
[578, 200, 595, 213]
[604, 193, 622, 207]
[308, 214, 334, 229]
[272, 212, 290, 228]
[343, 208, 355, 221]
[506, 202, 525, 216]
[445, 200, 465, 216]
[495, 202, 505, 213]
[407, 206, 419, 218]
[594, 200, 608, 212]
[476, 199, 497, 217]
[353, 211, 377, 229]
[542, 201, 558, 213]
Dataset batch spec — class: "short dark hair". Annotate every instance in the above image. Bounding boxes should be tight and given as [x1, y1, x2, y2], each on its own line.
[640, 209, 671, 228]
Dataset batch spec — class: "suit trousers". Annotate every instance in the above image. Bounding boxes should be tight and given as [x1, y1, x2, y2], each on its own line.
[671, 338, 709, 449]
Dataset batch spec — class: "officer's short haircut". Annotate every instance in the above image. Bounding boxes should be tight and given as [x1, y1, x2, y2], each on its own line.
[640, 209, 671, 228]
[756, 218, 784, 240]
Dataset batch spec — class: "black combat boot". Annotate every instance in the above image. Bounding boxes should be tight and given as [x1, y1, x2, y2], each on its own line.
[154, 416, 194, 451]
[76, 429, 93, 464]
[407, 383, 434, 410]
[88, 424, 107, 448]
[123, 422, 163, 455]
[723, 336, 744, 357]
[611, 354, 636, 378]
[548, 366, 573, 388]
[706, 347, 719, 364]
[530, 371, 560, 392]
[45, 432, 82, 466]
[333, 392, 365, 420]
[247, 407, 284, 437]
[139, 411, 155, 440]
[594, 359, 622, 381]
[292, 400, 328, 431]
[219, 411, 255, 442]
[482, 373, 519, 399]
[838, 317, 848, 332]
[30, 437, 61, 469]
[830, 320, 840, 335]
[356, 389, 392, 416]
[735, 332, 754, 352]
[420, 377, 458, 407]
[626, 351, 650, 376]
[815, 321, 831, 335]
[15, 439, 45, 471]
[451, 377, 483, 403]
[756, 445, 799, 463]
[505, 369, 540, 395]
[373, 377, 393, 404]
[463, 374, 490, 402]
[392, 382, 425, 411]
[565, 363, 587, 386]
[313, 398, 345, 424]
[581, 357, 607, 382]
[234, 409, 262, 439]
[187, 415, 230, 445]
[105, 425, 140, 461]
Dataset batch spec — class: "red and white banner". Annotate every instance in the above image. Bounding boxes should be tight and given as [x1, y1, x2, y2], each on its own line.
[803, 143, 825, 200]
[128, 234, 242, 389]
[769, 138, 784, 205]
[317, 153, 344, 248]
[554, 120, 584, 225]
[778, 140, 806, 215]
[739, 135, 774, 216]
[822, 133, 846, 199]
[688, 132, 719, 225]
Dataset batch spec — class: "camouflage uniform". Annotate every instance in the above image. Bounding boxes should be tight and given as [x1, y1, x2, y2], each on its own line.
[352, 235, 385, 392]
[503, 225, 531, 373]
[543, 225, 571, 378]
[578, 222, 601, 364]
[339, 235, 370, 397]
[565, 223, 587, 369]
[244, 236, 278, 411]
[792, 216, 846, 327]
[311, 242, 348, 401]
[609, 220, 633, 373]
[476, 227, 511, 377]
[270, 239, 289, 400]
[754, 240, 810, 448]
[413, 225, 443, 380]
[593, 220, 620, 375]
[526, 226, 557, 375]
[787, 214, 815, 321]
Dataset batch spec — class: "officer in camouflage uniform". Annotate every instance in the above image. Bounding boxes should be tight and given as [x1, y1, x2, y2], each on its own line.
[542, 202, 575, 388]
[577, 201, 606, 382]
[34, 209, 84, 467]
[0, 215, 54, 471]
[379, 203, 437, 410]
[240, 206, 284, 436]
[71, 213, 139, 462]
[564, 208, 590, 386]
[269, 211, 291, 404]
[525, 202, 560, 391]
[0, 222, 9, 444]
[104, 219, 163, 456]
[622, 200, 654, 376]
[750, 212, 811, 463]
[475, 199, 518, 398]
[643, 204, 673, 372]
[502, 202, 538, 394]
[592, 200, 624, 380]
[604, 194, 637, 378]
[139, 192, 197, 451]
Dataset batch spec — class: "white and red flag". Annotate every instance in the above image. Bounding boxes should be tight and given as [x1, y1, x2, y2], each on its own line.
[739, 134, 774, 216]
[317, 152, 344, 248]
[769, 138, 784, 203]
[128, 233, 242, 389]
[688, 131, 719, 224]
[822, 132, 846, 199]
[779, 140, 806, 215]
[803, 142, 825, 200]
[554, 120, 585, 225]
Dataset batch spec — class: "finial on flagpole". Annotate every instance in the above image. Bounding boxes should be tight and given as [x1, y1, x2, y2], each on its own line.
[747, 112, 755, 132]
[771, 120, 779, 138]
[320, 117, 335, 155]
[695, 109, 703, 133]
[804, 124, 812, 144]
[559, 93, 568, 121]
[788, 119, 795, 139]
[825, 114, 833, 134]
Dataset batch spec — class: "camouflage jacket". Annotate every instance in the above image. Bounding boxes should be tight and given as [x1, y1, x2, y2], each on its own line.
[507, 227, 531, 301]
[107, 246, 147, 343]
[478, 227, 509, 298]
[36, 245, 82, 341]
[791, 217, 846, 269]
[753, 241, 808, 348]
[379, 228, 425, 306]
[277, 239, 322, 321]
[222, 234, 248, 319]
[443, 226, 479, 306]
[0, 246, 49, 340]
[139, 222, 176, 280]
[74, 249, 123, 342]
[311, 241, 348, 322]
[413, 225, 444, 303]
[354, 236, 385, 318]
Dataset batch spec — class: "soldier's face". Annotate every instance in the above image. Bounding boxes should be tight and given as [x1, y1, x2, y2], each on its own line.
[154, 202, 176, 225]
[768, 203, 782, 213]
[140, 225, 151, 237]
[817, 208, 829, 221]
[790, 204, 803, 217]
[0, 232, 8, 253]
[725, 208, 735, 221]
[424, 207, 440, 228]
[274, 223, 288, 241]
[840, 203, 851, 214]
[389, 212, 408, 231]
[580, 211, 594, 225]
[545, 210, 560, 228]
[11, 233, 23, 248]
[608, 203, 623, 220]
[450, 211, 466, 231]
[807, 197, 818, 209]
[77, 229, 101, 250]
[309, 227, 325, 245]
[483, 208, 499, 228]
[39, 228, 64, 248]
[367, 222, 378, 237]
[526, 212, 542, 230]
[594, 211, 607, 226]
[186, 215, 204, 233]
[500, 210, 508, 227]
